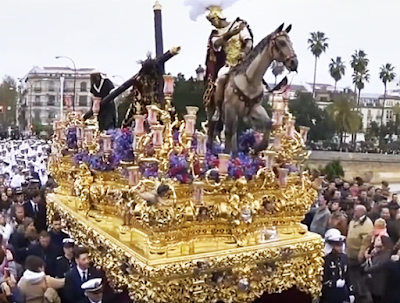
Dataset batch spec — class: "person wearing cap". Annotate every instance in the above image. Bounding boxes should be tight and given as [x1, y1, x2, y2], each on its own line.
[55, 238, 75, 278]
[321, 228, 354, 303]
[80, 278, 103, 303]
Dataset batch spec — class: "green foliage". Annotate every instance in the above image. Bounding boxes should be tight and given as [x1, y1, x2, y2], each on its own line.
[322, 160, 344, 181]
[289, 92, 335, 141]
[173, 77, 206, 128]
[0, 75, 17, 128]
[326, 93, 362, 142]
[308, 32, 329, 58]
[329, 56, 346, 88]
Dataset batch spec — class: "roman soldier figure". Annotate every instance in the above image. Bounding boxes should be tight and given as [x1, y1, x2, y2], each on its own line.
[186, 0, 253, 120]
[83, 72, 117, 131]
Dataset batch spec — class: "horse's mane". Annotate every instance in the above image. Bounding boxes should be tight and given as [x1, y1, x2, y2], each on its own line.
[230, 33, 272, 76]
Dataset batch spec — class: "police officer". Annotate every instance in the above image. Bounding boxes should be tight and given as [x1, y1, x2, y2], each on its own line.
[79, 278, 104, 303]
[321, 228, 355, 303]
[55, 238, 76, 278]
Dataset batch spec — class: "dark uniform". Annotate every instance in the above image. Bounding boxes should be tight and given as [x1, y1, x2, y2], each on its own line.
[55, 255, 75, 278]
[321, 251, 354, 303]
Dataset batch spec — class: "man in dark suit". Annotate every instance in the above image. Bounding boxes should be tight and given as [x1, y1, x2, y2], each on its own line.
[49, 213, 69, 255]
[65, 246, 100, 303]
[23, 188, 47, 233]
[83, 72, 116, 131]
[28, 231, 60, 277]
[28, 164, 40, 181]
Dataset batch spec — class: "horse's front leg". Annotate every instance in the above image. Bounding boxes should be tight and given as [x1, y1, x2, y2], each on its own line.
[224, 106, 238, 156]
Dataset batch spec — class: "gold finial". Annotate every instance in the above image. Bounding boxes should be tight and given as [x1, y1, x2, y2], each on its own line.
[153, 1, 162, 11]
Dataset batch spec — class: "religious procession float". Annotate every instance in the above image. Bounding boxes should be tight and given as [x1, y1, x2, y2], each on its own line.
[47, 1, 324, 303]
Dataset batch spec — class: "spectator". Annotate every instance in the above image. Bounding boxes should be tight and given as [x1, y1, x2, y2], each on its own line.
[380, 207, 399, 244]
[328, 201, 348, 236]
[310, 196, 331, 236]
[346, 205, 373, 298]
[18, 255, 64, 303]
[386, 249, 400, 303]
[388, 193, 399, 218]
[64, 246, 100, 303]
[49, 214, 68, 254]
[23, 189, 46, 233]
[28, 231, 59, 277]
[0, 193, 11, 212]
[362, 235, 393, 303]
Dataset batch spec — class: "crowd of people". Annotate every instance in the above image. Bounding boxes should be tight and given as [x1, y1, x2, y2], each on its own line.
[0, 138, 127, 303]
[305, 175, 400, 303]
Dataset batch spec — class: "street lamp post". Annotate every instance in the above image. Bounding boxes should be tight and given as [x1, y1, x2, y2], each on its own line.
[55, 56, 77, 111]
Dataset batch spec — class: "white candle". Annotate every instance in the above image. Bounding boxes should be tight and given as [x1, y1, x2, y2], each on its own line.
[134, 115, 145, 136]
[196, 132, 207, 156]
[278, 168, 289, 187]
[127, 166, 140, 186]
[218, 153, 230, 175]
[146, 105, 158, 125]
[184, 114, 196, 136]
[151, 125, 164, 147]
[193, 181, 204, 204]
[286, 118, 296, 139]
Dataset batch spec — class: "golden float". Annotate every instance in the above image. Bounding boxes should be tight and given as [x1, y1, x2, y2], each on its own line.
[48, 71, 323, 303]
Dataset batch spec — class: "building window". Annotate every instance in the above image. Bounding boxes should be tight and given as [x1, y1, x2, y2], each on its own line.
[386, 110, 393, 120]
[34, 96, 41, 106]
[33, 84, 41, 93]
[47, 95, 55, 106]
[48, 81, 55, 92]
[78, 96, 87, 107]
[80, 82, 87, 92]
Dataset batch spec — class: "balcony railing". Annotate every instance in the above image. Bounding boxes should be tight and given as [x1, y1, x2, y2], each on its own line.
[33, 87, 42, 93]
[47, 102, 55, 106]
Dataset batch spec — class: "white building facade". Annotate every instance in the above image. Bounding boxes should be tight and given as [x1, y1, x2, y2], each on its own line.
[18, 66, 97, 130]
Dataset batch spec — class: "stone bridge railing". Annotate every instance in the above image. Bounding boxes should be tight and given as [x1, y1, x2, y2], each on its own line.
[306, 151, 400, 183]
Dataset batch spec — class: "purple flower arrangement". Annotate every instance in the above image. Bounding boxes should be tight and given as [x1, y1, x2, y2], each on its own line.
[107, 128, 134, 162]
[71, 127, 269, 180]
[73, 151, 119, 171]
[66, 127, 78, 150]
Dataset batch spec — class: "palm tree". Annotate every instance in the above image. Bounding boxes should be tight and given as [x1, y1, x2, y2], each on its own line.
[308, 32, 329, 98]
[329, 57, 346, 92]
[379, 63, 396, 126]
[271, 61, 285, 85]
[327, 94, 362, 143]
[350, 50, 369, 103]
[352, 69, 370, 108]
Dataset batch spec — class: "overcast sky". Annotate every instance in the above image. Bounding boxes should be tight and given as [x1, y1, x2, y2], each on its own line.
[0, 0, 399, 93]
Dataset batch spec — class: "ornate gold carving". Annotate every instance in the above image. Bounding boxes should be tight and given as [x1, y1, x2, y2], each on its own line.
[48, 194, 323, 303]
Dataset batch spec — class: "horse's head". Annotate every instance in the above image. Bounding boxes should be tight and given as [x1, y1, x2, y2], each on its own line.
[269, 23, 298, 72]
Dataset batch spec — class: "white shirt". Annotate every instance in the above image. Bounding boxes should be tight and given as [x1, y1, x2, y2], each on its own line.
[30, 201, 39, 213]
[77, 266, 88, 281]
